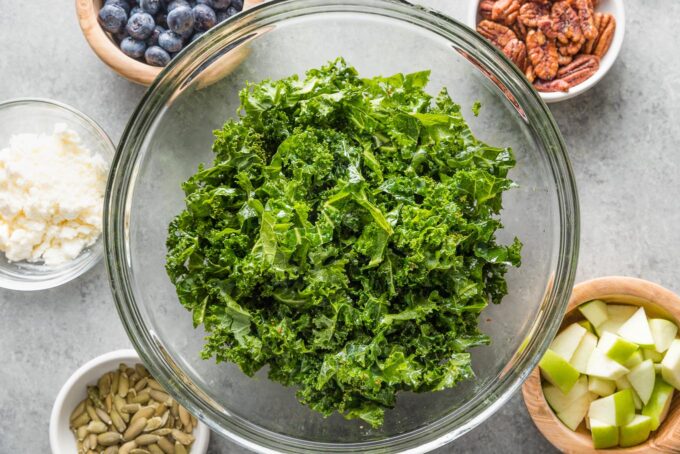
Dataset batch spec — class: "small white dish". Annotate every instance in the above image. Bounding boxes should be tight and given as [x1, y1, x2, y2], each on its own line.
[49, 349, 210, 454]
[467, 0, 625, 103]
[0, 98, 115, 291]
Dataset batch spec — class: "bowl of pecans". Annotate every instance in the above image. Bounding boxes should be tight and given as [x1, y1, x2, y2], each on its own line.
[468, 0, 625, 102]
[49, 349, 210, 454]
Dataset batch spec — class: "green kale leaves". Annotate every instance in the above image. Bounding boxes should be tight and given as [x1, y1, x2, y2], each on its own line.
[166, 58, 521, 427]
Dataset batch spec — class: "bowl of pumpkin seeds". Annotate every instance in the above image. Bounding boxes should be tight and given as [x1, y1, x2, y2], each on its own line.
[49, 349, 210, 454]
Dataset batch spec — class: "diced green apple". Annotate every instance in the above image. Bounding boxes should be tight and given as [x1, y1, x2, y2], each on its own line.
[551, 323, 587, 361]
[624, 350, 644, 369]
[556, 391, 594, 431]
[627, 360, 655, 405]
[589, 389, 636, 426]
[586, 347, 629, 380]
[596, 319, 626, 337]
[598, 331, 639, 364]
[608, 304, 638, 322]
[614, 376, 643, 410]
[590, 418, 619, 449]
[578, 319, 595, 334]
[618, 307, 655, 348]
[642, 378, 674, 430]
[643, 348, 664, 363]
[619, 414, 652, 448]
[543, 376, 589, 413]
[570, 331, 598, 374]
[649, 318, 678, 353]
[589, 376, 616, 397]
[579, 299, 609, 328]
[539, 349, 580, 394]
[655, 363, 663, 374]
[661, 339, 680, 390]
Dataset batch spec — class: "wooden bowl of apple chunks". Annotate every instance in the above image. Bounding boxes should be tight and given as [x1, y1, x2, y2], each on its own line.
[522, 276, 680, 452]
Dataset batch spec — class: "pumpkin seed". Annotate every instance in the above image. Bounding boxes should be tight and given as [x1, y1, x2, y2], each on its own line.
[148, 444, 164, 454]
[171, 429, 194, 445]
[156, 437, 174, 454]
[136, 364, 150, 378]
[104, 446, 120, 454]
[112, 371, 120, 395]
[147, 379, 164, 392]
[178, 406, 190, 429]
[135, 434, 160, 446]
[86, 404, 101, 423]
[98, 431, 123, 446]
[70, 399, 87, 422]
[131, 406, 155, 423]
[130, 450, 151, 454]
[99, 373, 112, 396]
[87, 433, 98, 449]
[171, 402, 179, 418]
[144, 416, 163, 432]
[153, 403, 167, 417]
[121, 403, 141, 414]
[149, 390, 171, 405]
[130, 373, 140, 386]
[111, 407, 127, 433]
[76, 425, 89, 441]
[132, 391, 151, 404]
[71, 410, 91, 429]
[86, 420, 108, 434]
[151, 428, 172, 436]
[114, 395, 126, 413]
[134, 377, 149, 392]
[106, 393, 113, 413]
[174, 441, 188, 454]
[96, 407, 113, 425]
[119, 440, 137, 454]
[123, 417, 147, 441]
[118, 372, 129, 397]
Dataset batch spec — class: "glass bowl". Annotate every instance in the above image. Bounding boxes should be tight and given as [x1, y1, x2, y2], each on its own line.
[0, 99, 114, 291]
[105, 0, 579, 452]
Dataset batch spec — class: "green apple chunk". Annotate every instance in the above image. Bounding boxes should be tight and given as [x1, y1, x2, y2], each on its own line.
[627, 360, 655, 405]
[649, 318, 678, 353]
[543, 376, 589, 413]
[642, 378, 674, 430]
[586, 347, 629, 380]
[589, 389, 636, 427]
[578, 320, 594, 334]
[540, 349, 580, 394]
[615, 376, 643, 410]
[655, 363, 663, 374]
[598, 331, 639, 364]
[624, 350, 644, 369]
[643, 348, 665, 363]
[570, 331, 597, 374]
[618, 307, 655, 348]
[551, 323, 587, 361]
[608, 304, 638, 322]
[619, 414, 652, 448]
[579, 299, 609, 328]
[596, 319, 626, 337]
[589, 376, 616, 397]
[590, 418, 619, 449]
[661, 339, 680, 390]
[556, 392, 594, 431]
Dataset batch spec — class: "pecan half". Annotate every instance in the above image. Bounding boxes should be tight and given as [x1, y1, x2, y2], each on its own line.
[512, 19, 528, 41]
[503, 38, 528, 70]
[492, 0, 521, 25]
[535, 54, 599, 91]
[477, 20, 517, 49]
[584, 12, 615, 57]
[558, 54, 573, 65]
[526, 30, 559, 80]
[525, 65, 536, 83]
[558, 35, 585, 56]
[519, 1, 551, 27]
[574, 0, 598, 40]
[479, 0, 495, 20]
[551, 1, 583, 45]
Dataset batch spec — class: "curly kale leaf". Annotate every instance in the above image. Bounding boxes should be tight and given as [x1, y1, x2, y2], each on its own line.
[166, 58, 521, 427]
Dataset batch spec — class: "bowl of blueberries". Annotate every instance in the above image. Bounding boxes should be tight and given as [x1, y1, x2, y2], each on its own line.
[76, 0, 261, 85]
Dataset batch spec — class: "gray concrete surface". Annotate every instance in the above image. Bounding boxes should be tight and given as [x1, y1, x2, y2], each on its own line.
[1, 1, 677, 453]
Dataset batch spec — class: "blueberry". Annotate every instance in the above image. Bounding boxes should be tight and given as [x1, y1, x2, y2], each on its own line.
[230, 0, 243, 11]
[105, 0, 131, 14]
[167, 6, 194, 34]
[192, 4, 216, 31]
[167, 0, 190, 12]
[147, 25, 165, 45]
[141, 0, 161, 14]
[145, 45, 171, 66]
[126, 12, 155, 39]
[225, 6, 238, 17]
[158, 30, 183, 52]
[120, 36, 147, 58]
[190, 31, 205, 42]
[130, 5, 143, 15]
[213, 0, 230, 8]
[196, 0, 214, 6]
[98, 5, 128, 34]
[215, 9, 230, 22]
[179, 27, 194, 42]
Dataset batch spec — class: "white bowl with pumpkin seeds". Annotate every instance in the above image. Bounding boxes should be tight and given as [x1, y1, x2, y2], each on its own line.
[49, 349, 210, 454]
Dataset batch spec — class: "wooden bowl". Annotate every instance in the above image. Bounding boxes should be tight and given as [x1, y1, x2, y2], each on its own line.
[75, 0, 263, 85]
[522, 276, 680, 453]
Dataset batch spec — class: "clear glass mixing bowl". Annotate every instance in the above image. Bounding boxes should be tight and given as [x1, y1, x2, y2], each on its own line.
[105, 1, 579, 452]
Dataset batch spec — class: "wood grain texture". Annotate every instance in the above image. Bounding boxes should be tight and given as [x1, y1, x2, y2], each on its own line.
[76, 0, 264, 85]
[522, 276, 680, 453]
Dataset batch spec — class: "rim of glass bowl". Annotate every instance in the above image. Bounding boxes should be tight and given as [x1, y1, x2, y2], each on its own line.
[105, 1, 580, 452]
[0, 98, 113, 291]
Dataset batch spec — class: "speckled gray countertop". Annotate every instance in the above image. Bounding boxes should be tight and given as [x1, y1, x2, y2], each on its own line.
[2, 1, 679, 453]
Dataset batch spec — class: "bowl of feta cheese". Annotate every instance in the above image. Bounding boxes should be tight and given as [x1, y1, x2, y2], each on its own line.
[0, 98, 114, 290]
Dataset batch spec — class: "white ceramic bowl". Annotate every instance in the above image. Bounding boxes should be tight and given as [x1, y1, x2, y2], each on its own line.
[49, 349, 210, 454]
[467, 0, 625, 103]
[0, 98, 115, 290]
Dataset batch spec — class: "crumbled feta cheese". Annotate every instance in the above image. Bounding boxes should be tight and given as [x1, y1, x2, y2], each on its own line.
[0, 123, 108, 266]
